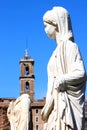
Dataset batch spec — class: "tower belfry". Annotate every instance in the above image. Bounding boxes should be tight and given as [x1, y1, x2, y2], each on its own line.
[19, 49, 35, 102]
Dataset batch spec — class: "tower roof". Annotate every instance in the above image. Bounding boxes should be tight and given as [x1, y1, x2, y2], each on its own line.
[20, 49, 34, 63]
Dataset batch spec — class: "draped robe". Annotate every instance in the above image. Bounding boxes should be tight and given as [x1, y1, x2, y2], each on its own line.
[7, 94, 31, 130]
[42, 40, 86, 130]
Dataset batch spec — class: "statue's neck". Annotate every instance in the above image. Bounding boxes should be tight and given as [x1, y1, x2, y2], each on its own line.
[55, 32, 61, 45]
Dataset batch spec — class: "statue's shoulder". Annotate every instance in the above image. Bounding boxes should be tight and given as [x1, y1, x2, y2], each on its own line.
[66, 40, 78, 50]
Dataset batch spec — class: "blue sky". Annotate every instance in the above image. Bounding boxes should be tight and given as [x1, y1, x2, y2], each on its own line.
[0, 0, 87, 100]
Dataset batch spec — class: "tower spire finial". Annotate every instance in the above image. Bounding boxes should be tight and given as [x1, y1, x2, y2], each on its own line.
[25, 49, 28, 57]
[25, 38, 29, 57]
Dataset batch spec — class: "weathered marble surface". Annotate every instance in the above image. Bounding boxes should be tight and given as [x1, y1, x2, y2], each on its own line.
[7, 94, 31, 130]
[41, 6, 86, 130]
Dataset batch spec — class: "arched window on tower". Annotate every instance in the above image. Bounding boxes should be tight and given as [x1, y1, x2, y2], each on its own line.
[25, 82, 30, 91]
[25, 66, 29, 75]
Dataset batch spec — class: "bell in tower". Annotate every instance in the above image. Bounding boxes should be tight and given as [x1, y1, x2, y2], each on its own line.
[19, 49, 35, 102]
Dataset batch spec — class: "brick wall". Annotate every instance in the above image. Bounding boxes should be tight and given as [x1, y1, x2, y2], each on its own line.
[0, 107, 10, 130]
[0, 98, 15, 130]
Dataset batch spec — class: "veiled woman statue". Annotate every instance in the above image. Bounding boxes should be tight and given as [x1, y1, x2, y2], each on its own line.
[41, 6, 86, 130]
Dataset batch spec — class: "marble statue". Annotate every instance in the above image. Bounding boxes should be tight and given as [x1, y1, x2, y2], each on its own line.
[41, 6, 86, 130]
[7, 94, 31, 130]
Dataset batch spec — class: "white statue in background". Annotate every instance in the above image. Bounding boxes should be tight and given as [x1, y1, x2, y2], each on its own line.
[7, 94, 31, 130]
[41, 6, 86, 130]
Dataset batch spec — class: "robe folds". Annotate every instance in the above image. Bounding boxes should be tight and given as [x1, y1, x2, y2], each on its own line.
[43, 40, 86, 130]
[7, 94, 30, 130]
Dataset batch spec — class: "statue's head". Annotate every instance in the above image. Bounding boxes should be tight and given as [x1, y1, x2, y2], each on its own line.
[43, 6, 74, 42]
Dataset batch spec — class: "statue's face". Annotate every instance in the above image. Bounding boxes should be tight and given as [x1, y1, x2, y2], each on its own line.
[44, 21, 56, 39]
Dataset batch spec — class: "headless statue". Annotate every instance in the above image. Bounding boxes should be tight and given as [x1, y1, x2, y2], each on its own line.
[7, 94, 31, 130]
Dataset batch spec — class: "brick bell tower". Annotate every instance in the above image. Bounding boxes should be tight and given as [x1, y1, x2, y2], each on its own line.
[19, 49, 35, 102]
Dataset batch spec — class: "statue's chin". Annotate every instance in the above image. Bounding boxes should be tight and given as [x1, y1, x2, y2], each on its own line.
[47, 34, 55, 39]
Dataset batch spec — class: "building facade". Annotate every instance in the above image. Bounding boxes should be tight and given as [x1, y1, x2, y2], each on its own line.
[0, 50, 45, 130]
[0, 50, 87, 130]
